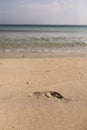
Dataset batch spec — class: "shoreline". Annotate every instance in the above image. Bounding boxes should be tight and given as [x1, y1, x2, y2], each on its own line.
[0, 50, 86, 58]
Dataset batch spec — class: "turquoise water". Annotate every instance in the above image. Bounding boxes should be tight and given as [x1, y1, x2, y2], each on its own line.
[0, 25, 87, 53]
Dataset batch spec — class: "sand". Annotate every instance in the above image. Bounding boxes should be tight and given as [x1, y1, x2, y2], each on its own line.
[0, 57, 87, 130]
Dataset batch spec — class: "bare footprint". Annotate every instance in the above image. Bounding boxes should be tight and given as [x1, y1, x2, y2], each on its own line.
[27, 91, 87, 104]
[28, 91, 64, 100]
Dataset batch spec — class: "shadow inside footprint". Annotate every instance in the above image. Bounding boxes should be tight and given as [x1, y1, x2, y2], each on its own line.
[50, 91, 64, 99]
[33, 92, 42, 97]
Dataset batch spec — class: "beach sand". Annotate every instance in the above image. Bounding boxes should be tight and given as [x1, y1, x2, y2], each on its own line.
[0, 57, 87, 130]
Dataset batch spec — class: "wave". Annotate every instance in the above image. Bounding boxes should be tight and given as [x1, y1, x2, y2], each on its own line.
[0, 38, 87, 51]
[0, 25, 87, 53]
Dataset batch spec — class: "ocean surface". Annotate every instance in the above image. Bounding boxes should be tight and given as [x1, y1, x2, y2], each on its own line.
[0, 25, 87, 55]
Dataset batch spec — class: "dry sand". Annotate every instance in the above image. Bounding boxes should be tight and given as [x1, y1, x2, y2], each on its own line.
[0, 57, 87, 130]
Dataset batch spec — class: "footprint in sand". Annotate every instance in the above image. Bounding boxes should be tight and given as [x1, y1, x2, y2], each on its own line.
[28, 91, 64, 100]
[27, 91, 87, 103]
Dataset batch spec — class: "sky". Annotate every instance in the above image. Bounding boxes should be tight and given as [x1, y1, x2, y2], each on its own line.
[0, 0, 87, 24]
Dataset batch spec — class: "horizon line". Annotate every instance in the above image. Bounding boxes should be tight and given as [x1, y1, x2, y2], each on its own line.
[0, 24, 87, 26]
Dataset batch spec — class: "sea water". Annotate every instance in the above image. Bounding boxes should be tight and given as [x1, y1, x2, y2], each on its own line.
[0, 25, 87, 55]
